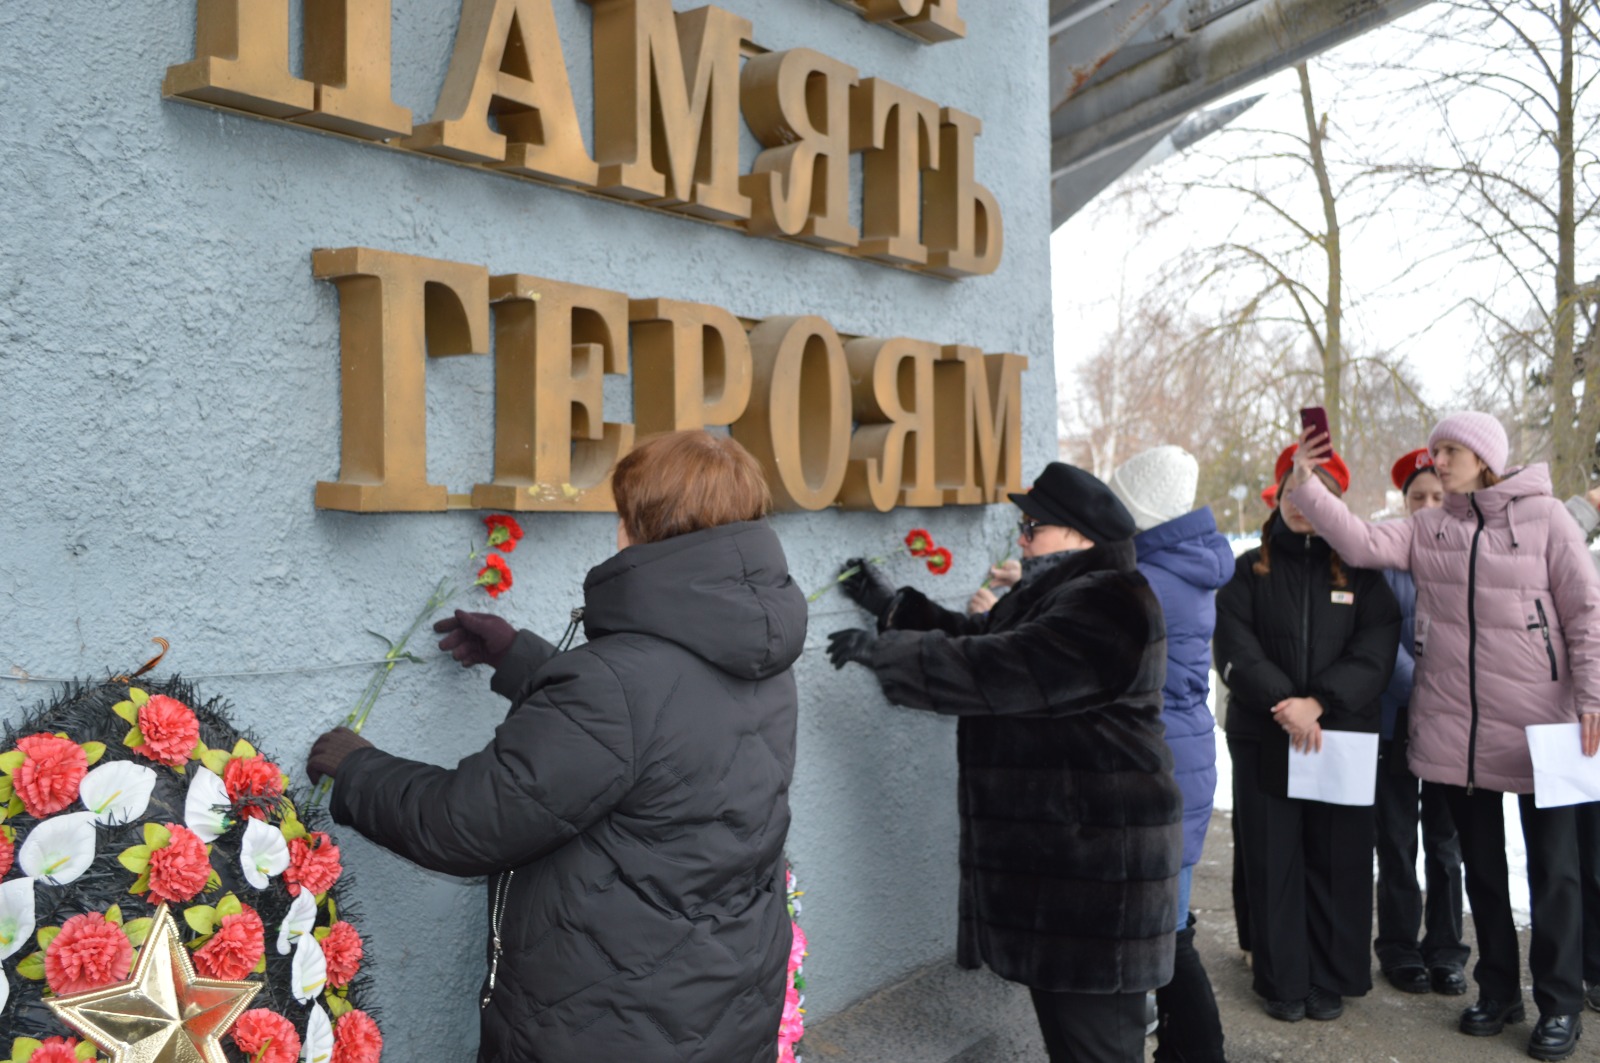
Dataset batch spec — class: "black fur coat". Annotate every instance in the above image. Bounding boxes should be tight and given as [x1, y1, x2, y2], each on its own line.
[868, 540, 1183, 994]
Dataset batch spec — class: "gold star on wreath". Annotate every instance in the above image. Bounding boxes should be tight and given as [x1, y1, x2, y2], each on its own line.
[47, 902, 260, 1063]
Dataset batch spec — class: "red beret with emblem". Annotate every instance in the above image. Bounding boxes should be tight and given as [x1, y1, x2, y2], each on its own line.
[1274, 444, 1350, 493]
[1390, 448, 1435, 491]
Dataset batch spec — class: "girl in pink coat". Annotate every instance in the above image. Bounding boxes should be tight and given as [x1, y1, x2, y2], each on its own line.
[1289, 411, 1600, 1063]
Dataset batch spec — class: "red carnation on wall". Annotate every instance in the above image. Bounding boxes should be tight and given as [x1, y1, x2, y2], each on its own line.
[146, 824, 212, 905]
[331, 1009, 383, 1063]
[925, 547, 953, 575]
[284, 831, 343, 897]
[476, 554, 514, 599]
[0, 827, 13, 878]
[322, 920, 364, 988]
[26, 1038, 83, 1063]
[224, 755, 285, 820]
[194, 905, 265, 981]
[11, 733, 88, 818]
[233, 1009, 302, 1063]
[45, 912, 133, 996]
[134, 694, 200, 767]
[904, 529, 934, 557]
[484, 514, 524, 553]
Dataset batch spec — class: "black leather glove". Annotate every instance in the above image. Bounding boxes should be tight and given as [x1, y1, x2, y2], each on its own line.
[839, 558, 896, 617]
[434, 609, 517, 669]
[826, 628, 877, 670]
[306, 727, 374, 784]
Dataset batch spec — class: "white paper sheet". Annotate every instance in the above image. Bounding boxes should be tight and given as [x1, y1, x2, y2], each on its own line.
[1286, 730, 1379, 806]
[1527, 723, 1600, 808]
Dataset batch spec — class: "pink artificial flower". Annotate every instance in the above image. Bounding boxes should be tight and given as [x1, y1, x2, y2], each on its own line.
[0, 828, 14, 879]
[12, 733, 89, 818]
[193, 905, 265, 981]
[146, 824, 212, 905]
[331, 1009, 383, 1063]
[284, 831, 342, 898]
[133, 694, 200, 767]
[45, 912, 133, 996]
[788, 921, 808, 973]
[223, 755, 284, 820]
[322, 920, 364, 988]
[27, 1038, 82, 1063]
[232, 1008, 301, 1063]
[778, 983, 805, 1045]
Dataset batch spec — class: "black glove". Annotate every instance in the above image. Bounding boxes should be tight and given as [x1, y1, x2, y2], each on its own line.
[826, 628, 877, 670]
[839, 558, 896, 617]
[434, 609, 517, 668]
[306, 727, 374, 784]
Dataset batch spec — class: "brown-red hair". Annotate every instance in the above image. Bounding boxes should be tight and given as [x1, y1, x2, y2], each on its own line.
[611, 430, 771, 545]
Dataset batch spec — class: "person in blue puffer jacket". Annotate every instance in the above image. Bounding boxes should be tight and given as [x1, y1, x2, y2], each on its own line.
[1112, 445, 1234, 1063]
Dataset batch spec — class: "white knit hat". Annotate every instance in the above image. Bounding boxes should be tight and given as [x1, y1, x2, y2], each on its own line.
[1109, 446, 1200, 532]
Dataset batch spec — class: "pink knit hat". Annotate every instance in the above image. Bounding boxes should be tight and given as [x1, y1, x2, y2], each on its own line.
[1428, 411, 1509, 475]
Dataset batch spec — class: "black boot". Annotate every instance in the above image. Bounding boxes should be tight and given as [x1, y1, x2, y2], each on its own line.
[1154, 914, 1228, 1063]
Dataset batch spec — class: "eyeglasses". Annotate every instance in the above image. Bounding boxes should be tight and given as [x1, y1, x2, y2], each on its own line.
[1018, 517, 1051, 542]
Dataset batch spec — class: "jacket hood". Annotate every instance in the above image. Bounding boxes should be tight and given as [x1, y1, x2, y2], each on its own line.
[1133, 508, 1233, 593]
[582, 521, 807, 680]
[1442, 462, 1551, 523]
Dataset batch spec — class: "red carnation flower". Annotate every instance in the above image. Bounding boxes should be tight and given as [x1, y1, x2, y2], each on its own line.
[45, 912, 133, 996]
[223, 755, 284, 820]
[146, 823, 212, 905]
[11, 733, 89, 818]
[332, 1009, 383, 1063]
[322, 920, 364, 988]
[233, 1008, 301, 1063]
[925, 547, 953, 575]
[0, 828, 13, 879]
[27, 1038, 82, 1063]
[284, 831, 342, 898]
[194, 905, 264, 981]
[134, 694, 200, 767]
[476, 554, 513, 599]
[484, 514, 524, 553]
[904, 529, 934, 557]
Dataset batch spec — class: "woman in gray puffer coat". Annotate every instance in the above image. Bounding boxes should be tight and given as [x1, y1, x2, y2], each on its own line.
[1290, 412, 1600, 1062]
[306, 431, 806, 1063]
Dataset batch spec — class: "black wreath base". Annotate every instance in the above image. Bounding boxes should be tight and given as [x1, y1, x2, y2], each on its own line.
[1, 674, 378, 1057]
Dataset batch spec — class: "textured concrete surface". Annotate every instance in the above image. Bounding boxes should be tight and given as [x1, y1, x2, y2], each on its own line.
[808, 810, 1586, 1063]
[0, 1, 1052, 1053]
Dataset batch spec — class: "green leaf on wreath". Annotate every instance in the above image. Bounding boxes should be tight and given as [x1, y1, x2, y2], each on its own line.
[313, 926, 330, 941]
[0, 777, 13, 806]
[188, 932, 214, 949]
[199, 748, 232, 776]
[111, 700, 139, 725]
[253, 954, 267, 975]
[11, 1037, 43, 1063]
[326, 896, 338, 922]
[75, 1042, 98, 1062]
[143, 823, 171, 849]
[215, 893, 243, 920]
[104, 905, 122, 926]
[123, 917, 152, 947]
[129, 871, 151, 895]
[0, 750, 25, 775]
[189, 740, 204, 761]
[128, 687, 149, 706]
[184, 905, 217, 935]
[279, 805, 308, 843]
[204, 868, 221, 892]
[122, 726, 145, 749]
[231, 739, 257, 761]
[81, 741, 106, 766]
[36, 926, 60, 951]
[118, 845, 153, 874]
[15, 951, 45, 980]
[172, 762, 187, 776]
[6, 793, 23, 819]
[325, 992, 355, 1019]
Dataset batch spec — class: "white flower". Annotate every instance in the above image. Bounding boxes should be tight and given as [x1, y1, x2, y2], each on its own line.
[17, 812, 98, 886]
[0, 877, 36, 961]
[292, 932, 327, 1004]
[184, 767, 232, 842]
[78, 761, 157, 826]
[0, 957, 8, 1013]
[240, 817, 289, 890]
[302, 1001, 333, 1063]
[277, 888, 318, 956]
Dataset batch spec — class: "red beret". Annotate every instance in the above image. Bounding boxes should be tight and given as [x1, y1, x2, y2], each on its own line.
[1275, 443, 1350, 493]
[1390, 448, 1435, 491]
[1261, 484, 1278, 508]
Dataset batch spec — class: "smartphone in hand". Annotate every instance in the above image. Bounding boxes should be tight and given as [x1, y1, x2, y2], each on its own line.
[1299, 405, 1330, 446]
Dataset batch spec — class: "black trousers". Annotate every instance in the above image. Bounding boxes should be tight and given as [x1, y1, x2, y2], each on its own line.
[1229, 738, 1375, 1002]
[1028, 987, 1146, 1063]
[1373, 736, 1469, 971]
[1579, 801, 1600, 986]
[1441, 784, 1584, 1015]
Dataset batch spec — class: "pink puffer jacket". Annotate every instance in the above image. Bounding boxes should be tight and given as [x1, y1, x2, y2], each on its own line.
[1289, 463, 1600, 793]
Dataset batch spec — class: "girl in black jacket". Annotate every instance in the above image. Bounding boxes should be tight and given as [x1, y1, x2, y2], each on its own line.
[1215, 445, 1399, 1023]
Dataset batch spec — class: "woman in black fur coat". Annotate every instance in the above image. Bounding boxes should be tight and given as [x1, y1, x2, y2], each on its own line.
[827, 462, 1183, 1063]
